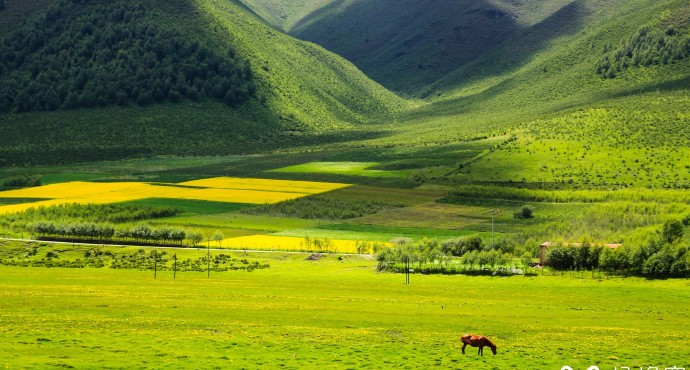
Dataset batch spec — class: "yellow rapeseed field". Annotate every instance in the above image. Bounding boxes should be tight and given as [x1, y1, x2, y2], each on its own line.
[0, 181, 147, 199]
[0, 177, 350, 215]
[180, 177, 349, 194]
[218, 235, 370, 254]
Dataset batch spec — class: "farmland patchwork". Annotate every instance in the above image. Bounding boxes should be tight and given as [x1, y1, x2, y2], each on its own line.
[0, 177, 349, 215]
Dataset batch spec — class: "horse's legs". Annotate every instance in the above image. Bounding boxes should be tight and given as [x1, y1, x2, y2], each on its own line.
[461, 343, 467, 354]
[478, 346, 483, 356]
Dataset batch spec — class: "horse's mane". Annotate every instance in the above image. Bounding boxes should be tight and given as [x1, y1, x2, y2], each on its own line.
[483, 336, 497, 348]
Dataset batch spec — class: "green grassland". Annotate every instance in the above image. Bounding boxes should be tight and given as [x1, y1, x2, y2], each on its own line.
[276, 224, 495, 243]
[153, 213, 320, 233]
[270, 161, 412, 178]
[0, 243, 688, 368]
[319, 185, 444, 206]
[454, 94, 690, 189]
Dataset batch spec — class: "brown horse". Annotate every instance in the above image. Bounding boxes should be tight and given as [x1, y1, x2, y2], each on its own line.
[461, 334, 497, 356]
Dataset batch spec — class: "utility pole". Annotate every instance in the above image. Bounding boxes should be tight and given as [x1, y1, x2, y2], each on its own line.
[489, 208, 501, 249]
[173, 253, 177, 279]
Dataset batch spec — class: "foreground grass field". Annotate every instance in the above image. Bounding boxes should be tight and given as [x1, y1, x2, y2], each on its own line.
[0, 253, 688, 369]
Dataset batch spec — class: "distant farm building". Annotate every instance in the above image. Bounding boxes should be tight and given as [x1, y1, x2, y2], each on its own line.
[539, 242, 621, 265]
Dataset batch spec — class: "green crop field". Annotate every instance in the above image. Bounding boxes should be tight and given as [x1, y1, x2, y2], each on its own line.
[0, 243, 688, 369]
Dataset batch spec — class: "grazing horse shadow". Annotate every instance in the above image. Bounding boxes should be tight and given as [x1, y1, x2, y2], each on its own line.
[461, 333, 497, 356]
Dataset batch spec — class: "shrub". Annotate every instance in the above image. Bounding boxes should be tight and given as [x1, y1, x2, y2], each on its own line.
[441, 235, 484, 257]
[514, 206, 534, 219]
[661, 219, 684, 244]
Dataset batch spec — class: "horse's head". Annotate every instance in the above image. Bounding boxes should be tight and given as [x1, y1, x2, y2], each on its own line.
[491, 346, 497, 355]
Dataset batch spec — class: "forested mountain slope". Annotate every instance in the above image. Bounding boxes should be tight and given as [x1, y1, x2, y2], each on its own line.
[0, 0, 403, 166]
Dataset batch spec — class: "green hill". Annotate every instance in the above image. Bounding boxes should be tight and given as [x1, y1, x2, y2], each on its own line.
[379, 0, 690, 189]
[0, 0, 404, 166]
[245, 0, 690, 100]
[242, 0, 576, 94]
[344, 0, 688, 143]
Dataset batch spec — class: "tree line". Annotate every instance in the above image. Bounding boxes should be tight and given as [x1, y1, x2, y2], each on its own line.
[0, 203, 179, 230]
[0, 0, 255, 112]
[1, 175, 41, 190]
[597, 24, 690, 78]
[0, 244, 270, 272]
[547, 219, 689, 278]
[376, 218, 690, 279]
[32, 221, 193, 246]
[376, 236, 531, 275]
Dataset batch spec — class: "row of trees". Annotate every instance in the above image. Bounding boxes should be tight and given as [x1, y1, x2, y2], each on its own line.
[0, 0, 255, 112]
[597, 25, 690, 78]
[31, 221, 221, 247]
[376, 218, 690, 278]
[355, 240, 387, 254]
[1, 245, 270, 272]
[547, 220, 690, 278]
[0, 203, 178, 226]
[1, 175, 41, 190]
[376, 236, 529, 275]
[548, 243, 689, 278]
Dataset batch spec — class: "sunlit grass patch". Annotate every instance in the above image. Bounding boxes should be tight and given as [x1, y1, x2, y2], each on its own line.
[270, 161, 411, 178]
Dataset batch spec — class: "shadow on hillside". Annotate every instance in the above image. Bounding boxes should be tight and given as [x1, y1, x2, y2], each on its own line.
[433, 0, 587, 93]
[149, 129, 392, 176]
[290, 0, 537, 93]
[608, 74, 690, 99]
[400, 76, 521, 122]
